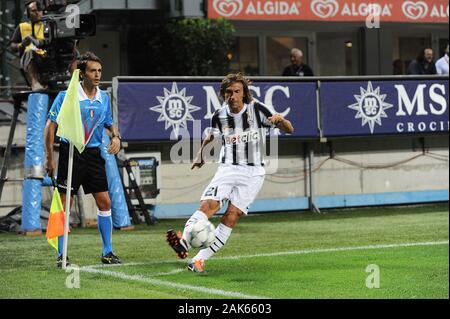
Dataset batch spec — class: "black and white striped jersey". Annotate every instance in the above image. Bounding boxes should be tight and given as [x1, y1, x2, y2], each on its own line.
[208, 101, 275, 167]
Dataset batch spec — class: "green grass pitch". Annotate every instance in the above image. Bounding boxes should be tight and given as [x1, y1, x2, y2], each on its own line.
[0, 203, 448, 299]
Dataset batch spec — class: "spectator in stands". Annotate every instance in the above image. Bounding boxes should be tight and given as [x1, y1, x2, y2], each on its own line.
[406, 48, 437, 75]
[393, 59, 404, 75]
[282, 48, 314, 76]
[435, 44, 449, 75]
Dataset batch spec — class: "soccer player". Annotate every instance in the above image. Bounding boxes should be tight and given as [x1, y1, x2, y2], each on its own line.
[44, 52, 122, 268]
[167, 73, 294, 273]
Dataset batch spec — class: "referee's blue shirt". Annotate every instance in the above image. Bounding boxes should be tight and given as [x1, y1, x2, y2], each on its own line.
[48, 83, 114, 148]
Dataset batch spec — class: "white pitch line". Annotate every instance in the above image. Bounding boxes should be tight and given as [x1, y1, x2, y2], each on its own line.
[78, 267, 267, 299]
[151, 269, 185, 277]
[81, 259, 184, 270]
[215, 240, 450, 260]
[82, 240, 449, 269]
[77, 240, 448, 299]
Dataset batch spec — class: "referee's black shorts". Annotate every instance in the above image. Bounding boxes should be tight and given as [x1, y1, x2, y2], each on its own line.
[56, 143, 108, 195]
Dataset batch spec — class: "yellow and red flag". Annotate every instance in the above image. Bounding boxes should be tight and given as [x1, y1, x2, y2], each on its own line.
[56, 69, 86, 153]
[46, 188, 65, 251]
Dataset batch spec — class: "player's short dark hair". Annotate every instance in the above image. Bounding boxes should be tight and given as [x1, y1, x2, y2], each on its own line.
[78, 51, 102, 74]
[220, 73, 253, 104]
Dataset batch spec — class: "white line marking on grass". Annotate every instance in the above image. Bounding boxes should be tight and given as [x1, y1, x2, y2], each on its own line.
[151, 269, 185, 277]
[82, 240, 449, 269]
[82, 262, 145, 269]
[77, 240, 447, 298]
[78, 267, 267, 299]
[81, 260, 185, 270]
[216, 240, 450, 260]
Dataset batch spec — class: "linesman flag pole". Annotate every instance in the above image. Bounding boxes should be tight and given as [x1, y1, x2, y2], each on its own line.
[62, 143, 74, 269]
[55, 69, 86, 269]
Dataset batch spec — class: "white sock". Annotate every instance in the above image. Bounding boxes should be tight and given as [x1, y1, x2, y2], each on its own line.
[182, 210, 208, 249]
[192, 223, 232, 262]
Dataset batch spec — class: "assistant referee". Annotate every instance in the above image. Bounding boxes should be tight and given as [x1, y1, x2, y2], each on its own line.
[44, 52, 122, 268]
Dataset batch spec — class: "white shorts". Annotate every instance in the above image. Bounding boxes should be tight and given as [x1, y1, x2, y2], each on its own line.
[200, 165, 265, 214]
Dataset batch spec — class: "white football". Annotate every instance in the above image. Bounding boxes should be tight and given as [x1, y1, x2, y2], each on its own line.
[189, 220, 216, 249]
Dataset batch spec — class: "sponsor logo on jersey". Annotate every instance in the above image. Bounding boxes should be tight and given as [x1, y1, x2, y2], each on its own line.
[224, 130, 260, 145]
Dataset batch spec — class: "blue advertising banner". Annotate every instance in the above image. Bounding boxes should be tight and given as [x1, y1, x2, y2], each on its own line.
[117, 81, 318, 140]
[320, 80, 449, 137]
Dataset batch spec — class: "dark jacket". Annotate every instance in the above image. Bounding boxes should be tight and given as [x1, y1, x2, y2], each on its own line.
[282, 64, 314, 76]
[406, 60, 437, 75]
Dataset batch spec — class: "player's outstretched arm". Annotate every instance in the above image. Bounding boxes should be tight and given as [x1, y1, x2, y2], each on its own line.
[268, 114, 294, 134]
[191, 134, 215, 170]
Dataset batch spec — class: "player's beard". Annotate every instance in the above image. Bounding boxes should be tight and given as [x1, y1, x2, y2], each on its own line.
[228, 99, 242, 112]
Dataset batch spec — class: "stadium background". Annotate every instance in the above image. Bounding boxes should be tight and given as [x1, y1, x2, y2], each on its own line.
[0, 0, 447, 222]
[0, 0, 447, 302]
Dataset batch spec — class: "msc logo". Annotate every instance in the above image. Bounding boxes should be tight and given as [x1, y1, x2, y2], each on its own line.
[150, 82, 201, 137]
[363, 97, 379, 116]
[166, 98, 186, 120]
[347, 82, 393, 134]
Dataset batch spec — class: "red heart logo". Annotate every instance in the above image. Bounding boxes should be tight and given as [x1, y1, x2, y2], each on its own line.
[311, 0, 340, 19]
[402, 1, 429, 20]
[213, 0, 243, 17]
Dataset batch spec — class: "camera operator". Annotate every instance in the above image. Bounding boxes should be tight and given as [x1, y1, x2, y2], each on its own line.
[10, 1, 46, 91]
[10, 0, 78, 91]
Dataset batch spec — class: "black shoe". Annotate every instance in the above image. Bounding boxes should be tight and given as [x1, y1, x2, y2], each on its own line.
[166, 229, 188, 259]
[57, 255, 70, 268]
[101, 252, 122, 264]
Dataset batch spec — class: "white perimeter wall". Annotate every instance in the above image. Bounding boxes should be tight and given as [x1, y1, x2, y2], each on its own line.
[1, 132, 448, 218]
